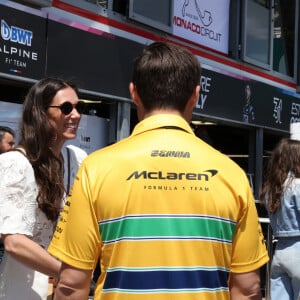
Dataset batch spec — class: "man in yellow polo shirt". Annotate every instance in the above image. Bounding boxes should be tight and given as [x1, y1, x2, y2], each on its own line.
[49, 41, 269, 300]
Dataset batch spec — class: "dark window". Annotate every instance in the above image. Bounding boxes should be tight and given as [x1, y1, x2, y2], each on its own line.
[112, 0, 127, 14]
[242, 0, 272, 69]
[128, 0, 172, 33]
[273, 0, 296, 77]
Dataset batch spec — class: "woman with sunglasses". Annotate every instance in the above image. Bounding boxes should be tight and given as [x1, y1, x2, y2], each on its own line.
[0, 77, 85, 300]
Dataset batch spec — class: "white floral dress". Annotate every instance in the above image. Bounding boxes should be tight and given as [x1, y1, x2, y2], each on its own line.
[0, 150, 55, 300]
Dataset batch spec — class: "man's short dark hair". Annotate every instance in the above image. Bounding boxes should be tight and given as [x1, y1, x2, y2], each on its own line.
[132, 42, 201, 113]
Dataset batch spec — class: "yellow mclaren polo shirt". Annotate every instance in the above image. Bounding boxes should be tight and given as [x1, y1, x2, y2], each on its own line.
[49, 114, 269, 300]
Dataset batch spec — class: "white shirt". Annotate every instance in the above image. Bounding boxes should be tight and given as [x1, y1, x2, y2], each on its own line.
[0, 146, 87, 299]
[0, 151, 54, 300]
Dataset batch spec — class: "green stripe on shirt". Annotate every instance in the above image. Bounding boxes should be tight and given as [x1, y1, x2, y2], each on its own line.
[100, 215, 236, 242]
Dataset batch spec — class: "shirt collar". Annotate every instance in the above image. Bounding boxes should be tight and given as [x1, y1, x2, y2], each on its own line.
[131, 114, 195, 137]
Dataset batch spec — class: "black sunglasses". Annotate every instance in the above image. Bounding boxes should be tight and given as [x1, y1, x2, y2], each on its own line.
[48, 101, 85, 115]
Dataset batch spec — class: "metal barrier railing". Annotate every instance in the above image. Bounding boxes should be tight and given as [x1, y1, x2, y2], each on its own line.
[259, 217, 272, 300]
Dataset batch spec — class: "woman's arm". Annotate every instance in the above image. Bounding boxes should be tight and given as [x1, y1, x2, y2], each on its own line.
[2, 233, 61, 278]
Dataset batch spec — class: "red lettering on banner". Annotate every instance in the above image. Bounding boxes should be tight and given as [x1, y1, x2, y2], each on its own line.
[173, 16, 222, 42]
[173, 16, 200, 34]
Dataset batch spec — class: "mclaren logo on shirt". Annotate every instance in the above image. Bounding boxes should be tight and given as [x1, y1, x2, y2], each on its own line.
[126, 169, 218, 181]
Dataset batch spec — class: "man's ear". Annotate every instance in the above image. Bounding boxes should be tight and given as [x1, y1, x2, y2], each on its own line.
[129, 82, 144, 121]
[129, 82, 141, 106]
[189, 85, 200, 109]
[182, 85, 200, 122]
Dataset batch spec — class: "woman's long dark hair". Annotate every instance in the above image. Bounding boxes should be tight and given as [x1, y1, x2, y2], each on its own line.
[18, 78, 78, 221]
[260, 138, 300, 213]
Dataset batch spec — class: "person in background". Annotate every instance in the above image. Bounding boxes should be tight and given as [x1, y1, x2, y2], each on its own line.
[242, 83, 255, 123]
[260, 137, 300, 300]
[49, 41, 269, 300]
[0, 126, 16, 266]
[0, 126, 15, 154]
[0, 77, 85, 300]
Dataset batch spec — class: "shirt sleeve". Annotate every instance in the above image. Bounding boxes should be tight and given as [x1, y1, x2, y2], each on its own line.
[48, 162, 100, 270]
[230, 181, 269, 273]
[0, 152, 37, 237]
